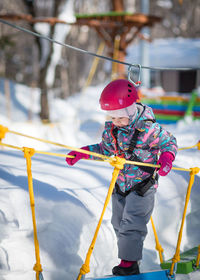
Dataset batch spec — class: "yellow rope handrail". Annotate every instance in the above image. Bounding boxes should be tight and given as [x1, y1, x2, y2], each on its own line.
[178, 141, 200, 151]
[0, 141, 192, 173]
[0, 125, 109, 161]
[1, 124, 200, 153]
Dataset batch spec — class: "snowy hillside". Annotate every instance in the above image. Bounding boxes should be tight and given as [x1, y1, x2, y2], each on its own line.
[0, 82, 200, 280]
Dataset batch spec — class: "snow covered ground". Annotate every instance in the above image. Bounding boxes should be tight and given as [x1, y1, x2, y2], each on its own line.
[0, 82, 200, 280]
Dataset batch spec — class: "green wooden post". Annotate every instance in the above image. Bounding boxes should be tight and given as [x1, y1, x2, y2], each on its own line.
[184, 90, 198, 119]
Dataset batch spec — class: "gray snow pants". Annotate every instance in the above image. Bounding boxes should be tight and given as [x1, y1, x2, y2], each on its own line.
[111, 188, 156, 261]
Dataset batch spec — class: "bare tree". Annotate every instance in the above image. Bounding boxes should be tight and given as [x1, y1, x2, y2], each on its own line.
[23, 0, 66, 121]
[148, 0, 200, 39]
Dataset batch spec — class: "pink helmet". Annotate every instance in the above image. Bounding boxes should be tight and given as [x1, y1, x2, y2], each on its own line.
[99, 79, 138, 110]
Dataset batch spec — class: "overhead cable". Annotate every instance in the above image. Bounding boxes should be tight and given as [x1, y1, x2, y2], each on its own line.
[0, 18, 200, 71]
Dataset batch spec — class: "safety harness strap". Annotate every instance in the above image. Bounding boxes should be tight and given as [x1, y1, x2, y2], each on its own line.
[128, 128, 155, 175]
[115, 173, 158, 197]
[112, 122, 158, 196]
[111, 125, 155, 174]
[127, 129, 140, 154]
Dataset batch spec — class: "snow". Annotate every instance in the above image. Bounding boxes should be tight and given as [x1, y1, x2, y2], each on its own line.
[0, 79, 200, 280]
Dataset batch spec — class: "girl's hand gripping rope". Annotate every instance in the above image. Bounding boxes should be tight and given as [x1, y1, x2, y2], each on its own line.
[157, 152, 174, 176]
[66, 146, 90, 166]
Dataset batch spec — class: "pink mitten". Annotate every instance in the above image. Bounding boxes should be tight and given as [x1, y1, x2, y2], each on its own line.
[157, 152, 174, 176]
[66, 146, 89, 166]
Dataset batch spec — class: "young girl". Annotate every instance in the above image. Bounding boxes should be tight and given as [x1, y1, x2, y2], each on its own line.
[66, 79, 178, 276]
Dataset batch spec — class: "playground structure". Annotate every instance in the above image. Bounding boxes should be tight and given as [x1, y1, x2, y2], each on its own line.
[74, 9, 161, 78]
[0, 124, 200, 280]
[140, 90, 200, 124]
[0, 0, 161, 80]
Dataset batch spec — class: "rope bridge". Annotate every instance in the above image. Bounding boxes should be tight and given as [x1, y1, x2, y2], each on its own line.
[0, 124, 200, 280]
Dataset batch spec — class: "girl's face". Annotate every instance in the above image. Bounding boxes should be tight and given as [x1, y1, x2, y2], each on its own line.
[111, 117, 129, 127]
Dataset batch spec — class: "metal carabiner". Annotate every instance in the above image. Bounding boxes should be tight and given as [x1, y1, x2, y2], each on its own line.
[128, 64, 142, 87]
[39, 272, 44, 280]
[167, 263, 177, 280]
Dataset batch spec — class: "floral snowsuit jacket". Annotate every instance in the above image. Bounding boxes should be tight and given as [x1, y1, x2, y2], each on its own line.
[88, 103, 178, 193]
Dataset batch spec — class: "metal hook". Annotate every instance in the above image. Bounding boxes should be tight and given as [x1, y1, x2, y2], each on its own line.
[167, 263, 177, 280]
[39, 272, 44, 280]
[128, 64, 142, 87]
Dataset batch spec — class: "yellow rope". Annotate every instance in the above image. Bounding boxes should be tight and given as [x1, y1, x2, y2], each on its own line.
[0, 142, 72, 158]
[76, 157, 126, 280]
[111, 36, 120, 80]
[196, 245, 200, 268]
[0, 141, 193, 174]
[178, 142, 200, 151]
[0, 125, 8, 141]
[0, 126, 109, 160]
[0, 142, 23, 151]
[169, 167, 200, 276]
[1, 124, 200, 154]
[83, 41, 105, 90]
[23, 147, 43, 280]
[150, 217, 164, 263]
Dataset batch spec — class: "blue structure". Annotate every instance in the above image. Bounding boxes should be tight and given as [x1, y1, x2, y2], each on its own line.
[87, 270, 172, 280]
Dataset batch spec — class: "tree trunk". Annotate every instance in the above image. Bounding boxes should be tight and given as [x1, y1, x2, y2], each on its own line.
[4, 79, 11, 120]
[40, 88, 49, 121]
[111, 0, 124, 11]
[23, 0, 62, 122]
